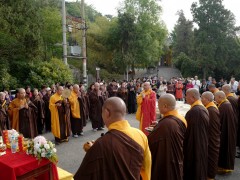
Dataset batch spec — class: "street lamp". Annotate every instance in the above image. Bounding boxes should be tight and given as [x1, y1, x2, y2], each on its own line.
[96, 67, 100, 82]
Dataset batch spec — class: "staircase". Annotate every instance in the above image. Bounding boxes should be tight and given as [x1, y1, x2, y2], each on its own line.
[136, 66, 182, 80]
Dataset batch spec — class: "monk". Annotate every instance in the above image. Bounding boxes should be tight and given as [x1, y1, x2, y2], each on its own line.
[49, 86, 71, 144]
[68, 84, 85, 137]
[136, 82, 156, 135]
[0, 92, 10, 135]
[74, 97, 151, 180]
[31, 88, 45, 134]
[88, 82, 105, 131]
[208, 84, 219, 94]
[148, 94, 187, 180]
[43, 87, 52, 132]
[214, 91, 236, 173]
[8, 88, 38, 138]
[183, 88, 209, 180]
[201, 92, 221, 180]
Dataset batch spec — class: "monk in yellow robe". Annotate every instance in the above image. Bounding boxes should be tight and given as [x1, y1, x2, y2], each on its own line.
[68, 84, 84, 137]
[8, 88, 38, 138]
[49, 86, 71, 144]
[136, 82, 156, 135]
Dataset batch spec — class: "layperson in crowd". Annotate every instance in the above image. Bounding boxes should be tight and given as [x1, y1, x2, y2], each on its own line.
[201, 92, 221, 180]
[49, 86, 71, 144]
[192, 76, 201, 91]
[229, 77, 238, 93]
[184, 88, 209, 180]
[74, 97, 151, 180]
[166, 81, 175, 95]
[107, 80, 118, 97]
[68, 84, 84, 137]
[100, 83, 109, 101]
[208, 84, 219, 94]
[136, 82, 156, 135]
[8, 88, 38, 138]
[127, 80, 136, 114]
[215, 91, 236, 173]
[157, 81, 168, 98]
[0, 92, 10, 135]
[25, 86, 32, 98]
[148, 94, 187, 180]
[200, 79, 207, 94]
[117, 82, 128, 108]
[43, 87, 52, 132]
[175, 79, 184, 101]
[31, 88, 45, 134]
[88, 82, 105, 131]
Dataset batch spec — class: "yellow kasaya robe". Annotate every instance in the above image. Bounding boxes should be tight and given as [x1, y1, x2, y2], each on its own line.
[49, 93, 63, 139]
[136, 89, 156, 135]
[8, 98, 27, 131]
[68, 91, 80, 119]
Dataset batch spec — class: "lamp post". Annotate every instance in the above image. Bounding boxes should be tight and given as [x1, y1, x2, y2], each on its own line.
[96, 67, 100, 82]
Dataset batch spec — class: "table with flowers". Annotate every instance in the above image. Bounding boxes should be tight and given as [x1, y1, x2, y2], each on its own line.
[0, 130, 59, 180]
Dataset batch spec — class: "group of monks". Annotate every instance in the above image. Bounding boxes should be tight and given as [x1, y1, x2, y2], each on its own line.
[74, 82, 239, 180]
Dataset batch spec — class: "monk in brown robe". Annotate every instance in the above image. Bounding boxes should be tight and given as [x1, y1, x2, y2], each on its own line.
[117, 82, 128, 108]
[88, 82, 105, 131]
[68, 84, 85, 137]
[201, 92, 221, 180]
[214, 91, 236, 173]
[208, 84, 219, 94]
[0, 92, 10, 135]
[74, 97, 151, 180]
[49, 86, 71, 144]
[107, 80, 118, 97]
[148, 94, 187, 180]
[8, 88, 38, 138]
[184, 88, 209, 180]
[43, 87, 52, 132]
[31, 88, 45, 134]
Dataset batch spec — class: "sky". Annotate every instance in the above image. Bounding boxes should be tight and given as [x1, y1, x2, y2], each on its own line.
[68, 0, 240, 32]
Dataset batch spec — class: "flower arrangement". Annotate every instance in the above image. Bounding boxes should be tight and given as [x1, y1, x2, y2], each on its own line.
[8, 129, 19, 141]
[26, 136, 58, 164]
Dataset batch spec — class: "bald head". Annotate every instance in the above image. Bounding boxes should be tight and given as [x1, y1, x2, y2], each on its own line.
[158, 94, 176, 114]
[102, 97, 126, 127]
[73, 84, 79, 94]
[214, 91, 226, 104]
[18, 88, 26, 99]
[143, 82, 151, 91]
[57, 86, 64, 95]
[201, 92, 214, 106]
[222, 84, 231, 95]
[186, 88, 200, 105]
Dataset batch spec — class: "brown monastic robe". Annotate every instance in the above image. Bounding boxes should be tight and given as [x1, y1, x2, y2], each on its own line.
[206, 106, 221, 179]
[218, 101, 236, 170]
[183, 105, 209, 180]
[74, 130, 144, 180]
[18, 101, 38, 138]
[227, 95, 239, 126]
[0, 100, 10, 136]
[117, 87, 128, 108]
[148, 115, 186, 180]
[88, 90, 104, 129]
[31, 95, 45, 134]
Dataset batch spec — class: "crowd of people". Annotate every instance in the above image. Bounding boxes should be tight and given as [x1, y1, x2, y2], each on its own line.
[0, 75, 240, 179]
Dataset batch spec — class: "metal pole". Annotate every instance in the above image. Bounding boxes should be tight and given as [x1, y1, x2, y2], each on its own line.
[62, 0, 68, 65]
[81, 0, 87, 85]
[126, 65, 129, 81]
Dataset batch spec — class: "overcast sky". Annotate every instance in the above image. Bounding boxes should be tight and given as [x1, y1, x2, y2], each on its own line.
[68, 0, 240, 32]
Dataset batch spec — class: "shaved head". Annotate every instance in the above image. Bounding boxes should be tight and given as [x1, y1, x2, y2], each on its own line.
[202, 92, 214, 102]
[186, 88, 200, 105]
[18, 88, 26, 99]
[158, 94, 176, 111]
[143, 82, 151, 91]
[214, 91, 226, 104]
[222, 84, 231, 95]
[102, 97, 126, 127]
[73, 84, 79, 94]
[201, 91, 214, 106]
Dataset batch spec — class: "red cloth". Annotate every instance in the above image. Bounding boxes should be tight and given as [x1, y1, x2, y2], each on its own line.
[0, 149, 59, 180]
[141, 90, 156, 135]
[175, 82, 183, 99]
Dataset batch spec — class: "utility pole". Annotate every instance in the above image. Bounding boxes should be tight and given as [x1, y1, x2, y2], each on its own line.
[62, 0, 68, 65]
[81, 0, 87, 85]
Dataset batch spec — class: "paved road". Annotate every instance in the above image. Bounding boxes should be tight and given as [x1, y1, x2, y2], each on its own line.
[43, 114, 240, 179]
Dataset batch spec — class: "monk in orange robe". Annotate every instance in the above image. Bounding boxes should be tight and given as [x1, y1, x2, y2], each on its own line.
[136, 82, 156, 135]
[49, 86, 71, 144]
[8, 88, 38, 138]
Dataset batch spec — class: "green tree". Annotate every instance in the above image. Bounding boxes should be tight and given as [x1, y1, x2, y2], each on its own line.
[191, 0, 238, 78]
[171, 10, 194, 58]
